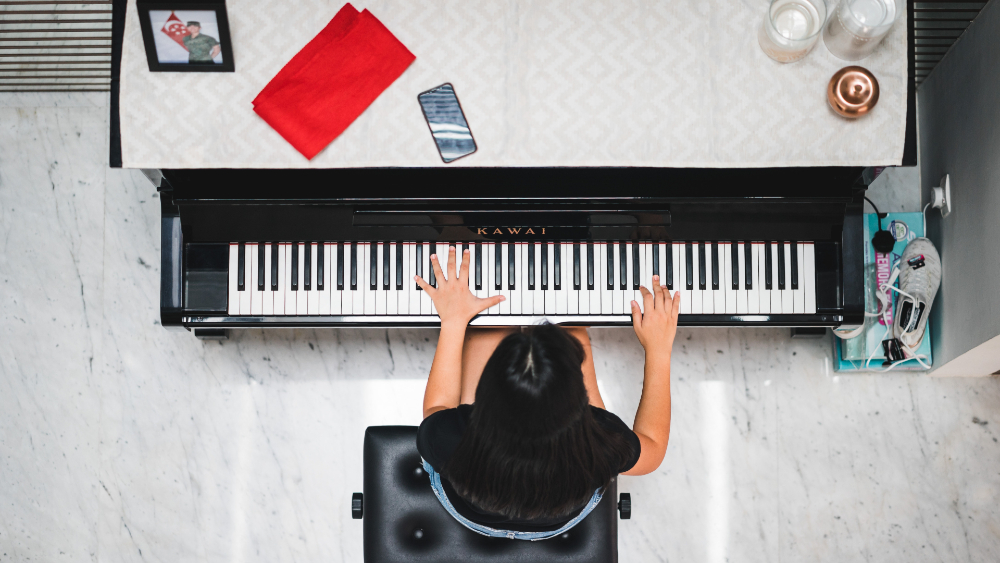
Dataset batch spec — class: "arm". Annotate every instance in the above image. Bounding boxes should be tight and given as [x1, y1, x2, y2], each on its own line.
[419, 247, 505, 418]
[211, 44, 221, 58]
[622, 277, 680, 476]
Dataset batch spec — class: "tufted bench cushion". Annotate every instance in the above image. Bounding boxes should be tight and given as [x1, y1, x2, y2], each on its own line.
[359, 426, 620, 563]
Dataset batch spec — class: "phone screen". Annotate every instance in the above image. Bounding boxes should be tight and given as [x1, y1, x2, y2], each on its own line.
[417, 83, 476, 163]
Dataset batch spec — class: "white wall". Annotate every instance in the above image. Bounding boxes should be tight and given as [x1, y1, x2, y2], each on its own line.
[918, 0, 1000, 376]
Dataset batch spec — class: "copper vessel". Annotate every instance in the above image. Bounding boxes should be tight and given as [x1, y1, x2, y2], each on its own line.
[827, 66, 879, 118]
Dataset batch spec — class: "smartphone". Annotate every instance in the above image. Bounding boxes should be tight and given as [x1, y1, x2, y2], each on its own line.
[417, 83, 477, 163]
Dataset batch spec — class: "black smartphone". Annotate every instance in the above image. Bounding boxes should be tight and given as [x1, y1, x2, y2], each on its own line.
[417, 83, 477, 163]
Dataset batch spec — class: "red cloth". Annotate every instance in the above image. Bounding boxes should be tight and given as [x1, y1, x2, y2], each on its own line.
[253, 4, 415, 160]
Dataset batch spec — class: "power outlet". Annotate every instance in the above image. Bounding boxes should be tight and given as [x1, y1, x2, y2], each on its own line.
[931, 174, 952, 218]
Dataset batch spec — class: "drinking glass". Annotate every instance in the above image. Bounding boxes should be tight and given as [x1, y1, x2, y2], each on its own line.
[823, 0, 899, 61]
[758, 0, 828, 63]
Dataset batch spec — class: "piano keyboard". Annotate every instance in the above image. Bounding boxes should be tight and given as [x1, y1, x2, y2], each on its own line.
[226, 241, 817, 320]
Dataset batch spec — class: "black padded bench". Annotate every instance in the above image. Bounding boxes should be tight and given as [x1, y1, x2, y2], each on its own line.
[353, 426, 631, 563]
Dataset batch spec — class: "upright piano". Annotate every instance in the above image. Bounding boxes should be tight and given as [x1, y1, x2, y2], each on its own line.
[155, 166, 873, 337]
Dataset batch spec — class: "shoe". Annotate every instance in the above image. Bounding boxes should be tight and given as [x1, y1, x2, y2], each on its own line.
[893, 237, 941, 349]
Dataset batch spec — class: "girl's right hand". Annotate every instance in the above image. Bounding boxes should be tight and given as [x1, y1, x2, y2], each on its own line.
[630, 276, 680, 355]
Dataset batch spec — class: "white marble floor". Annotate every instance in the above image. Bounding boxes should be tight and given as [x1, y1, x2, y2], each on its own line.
[2, 94, 999, 563]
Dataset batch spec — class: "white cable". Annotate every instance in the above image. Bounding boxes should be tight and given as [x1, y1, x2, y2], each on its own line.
[922, 202, 931, 235]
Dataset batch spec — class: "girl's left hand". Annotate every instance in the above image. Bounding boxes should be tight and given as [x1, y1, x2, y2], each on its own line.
[415, 246, 505, 325]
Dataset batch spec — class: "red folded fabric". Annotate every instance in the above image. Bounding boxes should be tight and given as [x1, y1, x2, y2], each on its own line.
[253, 4, 415, 159]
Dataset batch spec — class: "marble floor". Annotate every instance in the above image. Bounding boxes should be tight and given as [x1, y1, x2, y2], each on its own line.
[2, 93, 999, 563]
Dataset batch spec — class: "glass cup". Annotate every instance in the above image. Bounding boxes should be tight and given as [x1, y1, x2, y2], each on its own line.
[823, 0, 899, 61]
[758, 0, 828, 63]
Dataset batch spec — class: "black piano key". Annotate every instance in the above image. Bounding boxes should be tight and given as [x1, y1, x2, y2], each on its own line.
[271, 242, 279, 291]
[528, 243, 536, 290]
[304, 242, 311, 291]
[350, 242, 357, 291]
[698, 242, 706, 290]
[396, 242, 403, 290]
[291, 242, 299, 291]
[415, 242, 423, 291]
[777, 241, 786, 290]
[237, 242, 245, 291]
[573, 243, 582, 290]
[731, 242, 739, 290]
[764, 241, 772, 290]
[337, 242, 344, 290]
[632, 243, 640, 290]
[607, 243, 615, 290]
[463, 243, 470, 286]
[586, 242, 594, 290]
[541, 243, 549, 290]
[257, 243, 265, 291]
[317, 242, 325, 291]
[666, 243, 673, 290]
[554, 244, 561, 290]
[790, 241, 799, 290]
[685, 242, 693, 290]
[744, 242, 752, 290]
[383, 242, 391, 290]
[652, 242, 660, 276]
[429, 242, 437, 288]
[508, 242, 516, 290]
[711, 242, 719, 291]
[475, 242, 483, 290]
[619, 242, 627, 290]
[370, 243, 378, 290]
[495, 244, 502, 290]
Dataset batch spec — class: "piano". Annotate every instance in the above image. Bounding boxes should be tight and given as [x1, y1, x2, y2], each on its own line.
[154, 166, 872, 337]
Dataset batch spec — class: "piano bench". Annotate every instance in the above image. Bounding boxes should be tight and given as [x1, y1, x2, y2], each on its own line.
[355, 426, 628, 563]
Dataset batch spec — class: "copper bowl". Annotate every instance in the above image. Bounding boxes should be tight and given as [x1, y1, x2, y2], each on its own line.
[828, 66, 879, 118]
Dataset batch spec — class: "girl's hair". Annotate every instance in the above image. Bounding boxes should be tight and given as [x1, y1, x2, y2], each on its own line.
[442, 324, 634, 520]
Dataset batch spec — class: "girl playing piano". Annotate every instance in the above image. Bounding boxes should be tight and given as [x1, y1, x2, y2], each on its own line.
[414, 246, 678, 539]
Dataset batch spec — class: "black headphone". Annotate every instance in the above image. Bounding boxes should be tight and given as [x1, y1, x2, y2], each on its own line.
[864, 196, 895, 254]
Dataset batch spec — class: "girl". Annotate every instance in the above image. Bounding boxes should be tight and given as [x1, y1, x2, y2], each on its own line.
[415, 246, 678, 540]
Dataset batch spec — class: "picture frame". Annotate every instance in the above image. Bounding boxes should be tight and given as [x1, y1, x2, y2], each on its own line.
[136, 0, 235, 72]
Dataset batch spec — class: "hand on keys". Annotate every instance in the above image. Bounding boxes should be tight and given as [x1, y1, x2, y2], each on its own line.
[631, 275, 681, 356]
[416, 246, 505, 325]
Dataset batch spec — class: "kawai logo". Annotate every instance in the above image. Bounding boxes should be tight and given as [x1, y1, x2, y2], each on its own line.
[476, 227, 547, 235]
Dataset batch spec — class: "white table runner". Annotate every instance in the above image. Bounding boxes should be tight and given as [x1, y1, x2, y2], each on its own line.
[119, 0, 908, 169]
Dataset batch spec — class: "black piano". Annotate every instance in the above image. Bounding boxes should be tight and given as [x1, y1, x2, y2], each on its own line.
[153, 166, 875, 337]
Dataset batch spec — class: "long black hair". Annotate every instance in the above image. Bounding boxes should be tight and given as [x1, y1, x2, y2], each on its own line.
[442, 324, 634, 520]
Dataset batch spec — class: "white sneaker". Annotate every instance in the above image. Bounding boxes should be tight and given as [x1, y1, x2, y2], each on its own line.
[893, 237, 941, 349]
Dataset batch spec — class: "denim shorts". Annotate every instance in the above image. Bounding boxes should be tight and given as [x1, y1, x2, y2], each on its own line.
[422, 459, 603, 541]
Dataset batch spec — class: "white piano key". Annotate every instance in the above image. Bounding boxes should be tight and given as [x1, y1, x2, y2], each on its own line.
[723, 243, 736, 314]
[597, 243, 610, 315]
[319, 243, 330, 315]
[228, 243, 239, 315]
[347, 243, 360, 315]
[282, 243, 295, 315]
[793, 242, 805, 314]
[703, 244, 716, 315]
[331, 243, 343, 315]
[532, 243, 544, 314]
[521, 243, 532, 315]
[736, 243, 748, 314]
[416, 243, 429, 315]
[293, 243, 305, 315]
[678, 243, 691, 315]
[307, 243, 318, 314]
[769, 242, 781, 314]
[375, 243, 387, 315]
[569, 243, 581, 315]
[263, 243, 275, 316]
[744, 243, 757, 314]
[544, 243, 556, 315]
[361, 243, 375, 315]
[610, 244, 622, 315]
[587, 243, 601, 315]
[624, 242, 634, 313]
[387, 242, 398, 315]
[644, 241, 653, 290]
[781, 242, 793, 314]
[712, 244, 726, 314]
[239, 243, 252, 315]
[404, 242, 416, 316]
[485, 243, 496, 315]
[498, 243, 511, 315]
[756, 243, 770, 314]
[556, 243, 568, 315]
[691, 243, 703, 314]
[272, 244, 284, 315]
[804, 243, 816, 314]
[247, 244, 264, 316]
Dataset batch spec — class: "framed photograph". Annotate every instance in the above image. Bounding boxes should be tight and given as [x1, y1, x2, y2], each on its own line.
[136, 0, 234, 72]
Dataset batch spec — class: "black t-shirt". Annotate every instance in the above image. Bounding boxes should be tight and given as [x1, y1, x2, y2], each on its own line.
[417, 404, 641, 532]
